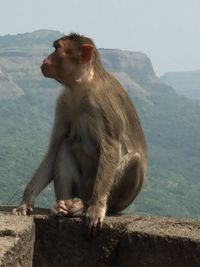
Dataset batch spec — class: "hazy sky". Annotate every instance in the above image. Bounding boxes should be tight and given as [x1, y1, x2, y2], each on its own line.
[0, 0, 199, 75]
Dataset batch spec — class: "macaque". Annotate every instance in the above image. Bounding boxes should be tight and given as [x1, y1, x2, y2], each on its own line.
[12, 33, 147, 235]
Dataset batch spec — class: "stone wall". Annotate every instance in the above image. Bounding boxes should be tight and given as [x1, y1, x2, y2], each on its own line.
[0, 207, 200, 267]
[0, 213, 34, 267]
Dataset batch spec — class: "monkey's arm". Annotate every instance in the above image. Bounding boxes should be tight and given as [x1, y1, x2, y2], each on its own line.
[85, 137, 119, 233]
[12, 121, 67, 215]
[93, 138, 119, 202]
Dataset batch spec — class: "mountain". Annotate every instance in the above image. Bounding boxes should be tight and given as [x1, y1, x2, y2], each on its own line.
[0, 29, 62, 48]
[0, 30, 200, 219]
[0, 67, 24, 99]
[100, 49, 159, 85]
[160, 70, 200, 100]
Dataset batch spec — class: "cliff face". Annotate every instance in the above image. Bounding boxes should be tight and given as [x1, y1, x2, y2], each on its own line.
[0, 30, 61, 99]
[0, 30, 157, 99]
[100, 49, 159, 85]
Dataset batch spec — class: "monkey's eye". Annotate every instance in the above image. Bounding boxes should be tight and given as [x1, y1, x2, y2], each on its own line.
[53, 43, 62, 50]
[54, 46, 64, 55]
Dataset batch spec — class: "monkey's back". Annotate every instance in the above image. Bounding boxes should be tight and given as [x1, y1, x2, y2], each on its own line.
[94, 72, 147, 166]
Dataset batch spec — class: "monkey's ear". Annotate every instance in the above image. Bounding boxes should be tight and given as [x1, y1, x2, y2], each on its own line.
[81, 44, 94, 63]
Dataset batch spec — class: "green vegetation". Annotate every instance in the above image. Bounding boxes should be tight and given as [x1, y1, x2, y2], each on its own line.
[0, 30, 200, 218]
[132, 82, 200, 218]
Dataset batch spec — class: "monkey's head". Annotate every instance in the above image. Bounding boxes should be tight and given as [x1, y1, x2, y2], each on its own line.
[41, 33, 94, 85]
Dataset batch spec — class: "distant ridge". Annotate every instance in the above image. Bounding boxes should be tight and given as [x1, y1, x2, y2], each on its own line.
[0, 30, 158, 98]
[100, 48, 159, 85]
[161, 70, 200, 99]
[0, 29, 62, 47]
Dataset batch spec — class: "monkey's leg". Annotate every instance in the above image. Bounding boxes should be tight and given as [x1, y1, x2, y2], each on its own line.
[52, 140, 88, 217]
[53, 198, 88, 217]
[108, 152, 144, 214]
[84, 151, 143, 237]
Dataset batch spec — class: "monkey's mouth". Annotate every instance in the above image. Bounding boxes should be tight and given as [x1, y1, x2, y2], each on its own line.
[40, 63, 54, 78]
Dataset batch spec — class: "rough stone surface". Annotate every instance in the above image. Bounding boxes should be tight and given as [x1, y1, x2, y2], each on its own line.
[0, 212, 34, 267]
[32, 211, 200, 267]
[33, 215, 128, 267]
[118, 216, 200, 267]
[0, 206, 200, 267]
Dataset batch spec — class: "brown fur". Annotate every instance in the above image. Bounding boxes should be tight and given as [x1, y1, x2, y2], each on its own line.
[12, 33, 147, 235]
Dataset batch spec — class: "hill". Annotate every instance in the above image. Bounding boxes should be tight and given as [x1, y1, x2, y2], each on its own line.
[161, 70, 200, 100]
[0, 67, 24, 99]
[0, 30, 200, 218]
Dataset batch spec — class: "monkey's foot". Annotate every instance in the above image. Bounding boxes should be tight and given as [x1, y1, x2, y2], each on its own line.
[85, 204, 106, 237]
[11, 203, 33, 216]
[52, 198, 88, 217]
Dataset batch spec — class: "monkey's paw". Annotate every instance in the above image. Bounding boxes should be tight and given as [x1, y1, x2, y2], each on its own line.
[85, 204, 106, 237]
[11, 204, 33, 216]
[51, 198, 87, 217]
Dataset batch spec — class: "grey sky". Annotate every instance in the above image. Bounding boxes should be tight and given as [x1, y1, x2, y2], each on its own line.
[0, 0, 199, 75]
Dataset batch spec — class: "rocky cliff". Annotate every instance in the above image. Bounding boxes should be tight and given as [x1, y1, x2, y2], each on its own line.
[100, 48, 159, 85]
[0, 30, 158, 99]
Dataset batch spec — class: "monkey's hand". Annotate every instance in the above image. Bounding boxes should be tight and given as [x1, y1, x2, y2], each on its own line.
[52, 198, 87, 217]
[85, 204, 106, 237]
[11, 203, 33, 216]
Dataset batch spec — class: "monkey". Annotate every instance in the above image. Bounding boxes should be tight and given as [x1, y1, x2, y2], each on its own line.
[12, 33, 147, 235]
